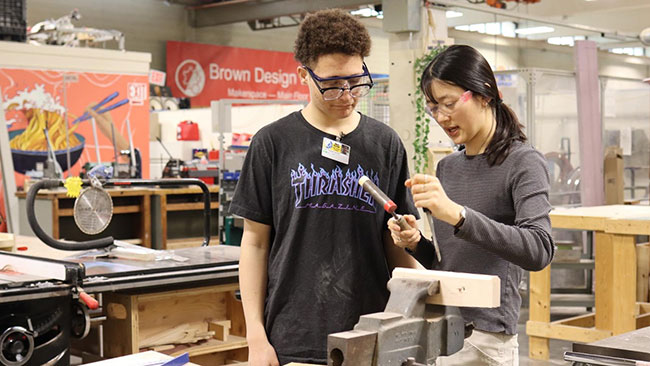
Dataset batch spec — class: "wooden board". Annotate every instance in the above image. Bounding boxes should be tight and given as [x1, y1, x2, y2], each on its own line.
[528, 265, 550, 360]
[594, 233, 637, 334]
[0, 233, 15, 252]
[526, 320, 612, 343]
[636, 243, 650, 303]
[550, 205, 650, 235]
[392, 268, 500, 308]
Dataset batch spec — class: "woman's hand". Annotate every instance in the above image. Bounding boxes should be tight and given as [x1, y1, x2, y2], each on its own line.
[387, 214, 420, 251]
[407, 174, 464, 226]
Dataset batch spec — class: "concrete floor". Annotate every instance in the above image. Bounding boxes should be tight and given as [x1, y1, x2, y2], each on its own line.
[517, 307, 584, 366]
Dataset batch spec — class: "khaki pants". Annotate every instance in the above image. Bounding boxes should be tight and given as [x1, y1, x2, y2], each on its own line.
[436, 330, 519, 366]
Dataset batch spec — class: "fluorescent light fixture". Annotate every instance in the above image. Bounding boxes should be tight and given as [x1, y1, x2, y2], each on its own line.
[514, 26, 555, 35]
[446, 10, 463, 18]
[351, 8, 380, 18]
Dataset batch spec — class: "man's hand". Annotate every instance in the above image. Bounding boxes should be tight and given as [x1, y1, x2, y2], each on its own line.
[247, 337, 280, 366]
[387, 214, 420, 251]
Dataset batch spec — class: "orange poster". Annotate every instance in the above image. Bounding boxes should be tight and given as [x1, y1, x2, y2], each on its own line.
[0, 68, 150, 231]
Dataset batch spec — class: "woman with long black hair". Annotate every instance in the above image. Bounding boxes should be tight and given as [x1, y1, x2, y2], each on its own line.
[389, 45, 555, 366]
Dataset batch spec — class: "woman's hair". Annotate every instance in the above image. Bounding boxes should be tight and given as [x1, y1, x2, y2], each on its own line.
[294, 9, 371, 67]
[421, 45, 527, 166]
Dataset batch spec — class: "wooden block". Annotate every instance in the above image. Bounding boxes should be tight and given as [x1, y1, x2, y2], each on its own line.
[209, 320, 231, 341]
[151, 344, 175, 352]
[392, 268, 500, 308]
[107, 303, 127, 320]
[556, 313, 595, 328]
[226, 291, 246, 337]
[0, 233, 15, 252]
[102, 293, 139, 357]
[636, 243, 650, 303]
[604, 146, 624, 205]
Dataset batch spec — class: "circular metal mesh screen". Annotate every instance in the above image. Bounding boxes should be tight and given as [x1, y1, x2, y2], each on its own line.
[73, 187, 113, 235]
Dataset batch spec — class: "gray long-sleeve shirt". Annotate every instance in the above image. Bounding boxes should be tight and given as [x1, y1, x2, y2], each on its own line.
[411, 141, 555, 334]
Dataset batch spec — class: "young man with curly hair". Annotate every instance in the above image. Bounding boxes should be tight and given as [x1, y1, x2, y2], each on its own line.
[230, 9, 418, 365]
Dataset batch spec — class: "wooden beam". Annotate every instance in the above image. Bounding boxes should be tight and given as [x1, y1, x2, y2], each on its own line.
[636, 313, 650, 328]
[554, 313, 595, 328]
[528, 266, 551, 360]
[392, 268, 500, 308]
[526, 321, 612, 343]
[594, 233, 637, 334]
[636, 243, 650, 303]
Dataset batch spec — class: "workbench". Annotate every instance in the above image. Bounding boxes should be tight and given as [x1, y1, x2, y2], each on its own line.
[16, 188, 152, 247]
[149, 186, 219, 250]
[1, 235, 245, 366]
[527, 205, 650, 360]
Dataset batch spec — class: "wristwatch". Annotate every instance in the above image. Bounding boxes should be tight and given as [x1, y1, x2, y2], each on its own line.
[453, 206, 467, 233]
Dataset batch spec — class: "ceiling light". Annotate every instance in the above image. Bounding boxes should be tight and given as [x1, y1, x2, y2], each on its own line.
[446, 10, 463, 18]
[514, 26, 555, 35]
[351, 8, 380, 18]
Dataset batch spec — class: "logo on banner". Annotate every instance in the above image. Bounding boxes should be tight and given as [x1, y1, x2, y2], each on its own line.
[175, 59, 206, 97]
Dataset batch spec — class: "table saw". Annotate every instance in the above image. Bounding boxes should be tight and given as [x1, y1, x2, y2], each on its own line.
[0, 178, 240, 366]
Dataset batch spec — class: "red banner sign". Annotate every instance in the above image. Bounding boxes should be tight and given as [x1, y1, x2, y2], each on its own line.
[166, 41, 309, 107]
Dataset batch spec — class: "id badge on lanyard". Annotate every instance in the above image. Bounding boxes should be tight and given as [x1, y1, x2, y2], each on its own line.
[321, 137, 351, 165]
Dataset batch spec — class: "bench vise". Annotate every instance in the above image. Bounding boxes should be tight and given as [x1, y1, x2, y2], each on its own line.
[327, 276, 472, 366]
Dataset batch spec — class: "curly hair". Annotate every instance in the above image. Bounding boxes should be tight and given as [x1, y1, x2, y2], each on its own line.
[294, 9, 371, 67]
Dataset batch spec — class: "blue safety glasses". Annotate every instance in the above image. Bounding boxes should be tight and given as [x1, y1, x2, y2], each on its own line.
[302, 62, 374, 101]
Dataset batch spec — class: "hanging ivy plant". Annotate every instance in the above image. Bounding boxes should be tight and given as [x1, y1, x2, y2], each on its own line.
[413, 45, 446, 173]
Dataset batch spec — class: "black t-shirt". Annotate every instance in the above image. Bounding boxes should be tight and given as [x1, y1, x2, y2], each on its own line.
[229, 111, 416, 363]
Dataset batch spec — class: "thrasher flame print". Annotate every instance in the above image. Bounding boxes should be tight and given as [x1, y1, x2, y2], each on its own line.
[290, 163, 378, 213]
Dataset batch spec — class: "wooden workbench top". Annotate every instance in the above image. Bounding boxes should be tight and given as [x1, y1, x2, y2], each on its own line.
[149, 185, 219, 195]
[550, 205, 650, 235]
[15, 185, 220, 198]
[15, 187, 152, 198]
